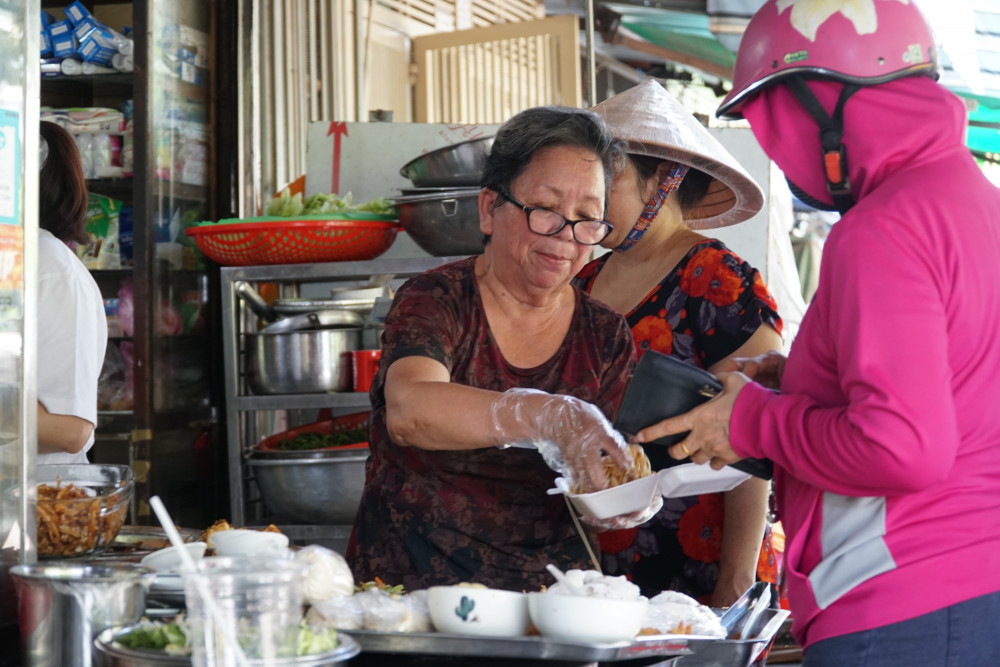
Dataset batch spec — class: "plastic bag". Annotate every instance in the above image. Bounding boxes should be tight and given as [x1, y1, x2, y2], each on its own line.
[97, 341, 132, 410]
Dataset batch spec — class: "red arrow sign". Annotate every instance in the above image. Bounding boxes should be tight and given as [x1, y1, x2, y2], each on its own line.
[328, 121, 349, 194]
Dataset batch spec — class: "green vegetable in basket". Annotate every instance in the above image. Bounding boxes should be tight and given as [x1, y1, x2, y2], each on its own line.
[278, 427, 368, 450]
[264, 190, 397, 218]
[267, 190, 306, 217]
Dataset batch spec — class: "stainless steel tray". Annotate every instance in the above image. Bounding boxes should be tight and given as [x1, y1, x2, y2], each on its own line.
[344, 608, 789, 664]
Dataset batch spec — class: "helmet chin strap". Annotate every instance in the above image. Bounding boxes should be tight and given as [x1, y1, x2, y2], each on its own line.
[786, 76, 861, 215]
[614, 163, 689, 252]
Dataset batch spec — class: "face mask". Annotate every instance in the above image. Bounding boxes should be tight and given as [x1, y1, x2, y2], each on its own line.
[614, 163, 689, 252]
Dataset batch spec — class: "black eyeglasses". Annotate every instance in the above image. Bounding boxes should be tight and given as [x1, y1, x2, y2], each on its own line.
[498, 191, 612, 246]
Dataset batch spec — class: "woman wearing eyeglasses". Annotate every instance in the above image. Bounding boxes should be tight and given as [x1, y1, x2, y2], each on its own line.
[574, 81, 784, 608]
[346, 106, 658, 591]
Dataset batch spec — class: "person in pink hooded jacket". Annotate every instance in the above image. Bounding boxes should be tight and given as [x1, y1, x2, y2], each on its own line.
[638, 1, 1000, 665]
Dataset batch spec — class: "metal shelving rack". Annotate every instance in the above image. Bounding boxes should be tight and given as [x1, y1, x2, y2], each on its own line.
[219, 256, 463, 545]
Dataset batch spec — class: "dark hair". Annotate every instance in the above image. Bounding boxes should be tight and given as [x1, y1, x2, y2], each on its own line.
[481, 106, 625, 207]
[39, 121, 89, 244]
[629, 154, 713, 215]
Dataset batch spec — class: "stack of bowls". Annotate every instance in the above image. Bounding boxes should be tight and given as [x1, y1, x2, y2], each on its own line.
[395, 136, 494, 256]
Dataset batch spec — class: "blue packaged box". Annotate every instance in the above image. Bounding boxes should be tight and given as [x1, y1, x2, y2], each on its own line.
[49, 21, 76, 58]
[64, 0, 92, 26]
[78, 35, 116, 65]
[41, 10, 54, 27]
[41, 29, 53, 56]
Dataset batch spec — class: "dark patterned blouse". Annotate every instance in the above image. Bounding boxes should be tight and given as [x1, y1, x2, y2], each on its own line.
[575, 239, 783, 601]
[347, 256, 636, 592]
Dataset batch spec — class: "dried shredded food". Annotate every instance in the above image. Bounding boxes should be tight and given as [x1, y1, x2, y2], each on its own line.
[37, 477, 128, 557]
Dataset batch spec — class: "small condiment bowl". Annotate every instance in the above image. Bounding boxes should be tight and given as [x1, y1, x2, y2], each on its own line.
[527, 591, 648, 643]
[427, 585, 530, 637]
[139, 541, 208, 573]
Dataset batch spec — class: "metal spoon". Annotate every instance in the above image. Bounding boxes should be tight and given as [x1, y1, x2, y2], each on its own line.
[545, 564, 586, 596]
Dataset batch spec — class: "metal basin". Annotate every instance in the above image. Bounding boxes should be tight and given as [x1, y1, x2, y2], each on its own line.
[245, 328, 363, 394]
[393, 188, 486, 257]
[248, 449, 369, 524]
[398, 136, 494, 187]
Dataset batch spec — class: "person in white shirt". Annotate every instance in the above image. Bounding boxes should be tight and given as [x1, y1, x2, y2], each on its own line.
[36, 121, 107, 464]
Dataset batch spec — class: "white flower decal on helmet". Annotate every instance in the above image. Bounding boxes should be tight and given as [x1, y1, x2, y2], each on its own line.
[777, 0, 910, 41]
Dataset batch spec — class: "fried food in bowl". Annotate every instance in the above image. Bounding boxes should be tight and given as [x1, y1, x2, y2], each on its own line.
[36, 464, 133, 559]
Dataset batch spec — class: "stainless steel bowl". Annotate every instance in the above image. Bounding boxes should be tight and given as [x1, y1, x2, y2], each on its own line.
[248, 449, 369, 524]
[245, 328, 363, 394]
[399, 136, 494, 187]
[393, 188, 486, 257]
[94, 624, 361, 666]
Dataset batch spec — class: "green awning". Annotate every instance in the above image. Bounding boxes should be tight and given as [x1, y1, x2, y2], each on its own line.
[955, 91, 1000, 160]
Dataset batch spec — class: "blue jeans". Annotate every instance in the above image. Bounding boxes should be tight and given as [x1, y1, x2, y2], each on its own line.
[803, 590, 1000, 667]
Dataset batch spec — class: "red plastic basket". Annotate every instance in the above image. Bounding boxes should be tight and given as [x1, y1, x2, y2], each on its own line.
[186, 215, 400, 266]
[256, 411, 370, 452]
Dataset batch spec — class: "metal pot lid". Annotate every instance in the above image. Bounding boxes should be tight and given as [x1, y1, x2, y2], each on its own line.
[271, 298, 359, 315]
[258, 308, 365, 334]
[392, 187, 481, 203]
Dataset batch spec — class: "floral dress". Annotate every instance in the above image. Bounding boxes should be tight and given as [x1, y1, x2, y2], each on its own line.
[347, 257, 636, 592]
[575, 239, 783, 601]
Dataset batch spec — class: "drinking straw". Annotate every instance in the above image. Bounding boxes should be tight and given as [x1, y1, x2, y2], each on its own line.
[149, 495, 251, 667]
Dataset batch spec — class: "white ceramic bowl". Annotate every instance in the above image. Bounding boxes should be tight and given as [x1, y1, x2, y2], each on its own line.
[140, 541, 208, 573]
[567, 473, 661, 521]
[427, 585, 530, 637]
[527, 592, 649, 643]
[208, 529, 290, 556]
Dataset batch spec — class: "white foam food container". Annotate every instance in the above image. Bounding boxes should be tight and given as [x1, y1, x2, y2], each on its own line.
[565, 463, 751, 521]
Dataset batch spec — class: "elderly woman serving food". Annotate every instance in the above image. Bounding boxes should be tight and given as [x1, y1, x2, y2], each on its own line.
[347, 107, 652, 591]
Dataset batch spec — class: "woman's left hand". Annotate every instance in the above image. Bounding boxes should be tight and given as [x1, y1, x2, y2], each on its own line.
[635, 372, 751, 468]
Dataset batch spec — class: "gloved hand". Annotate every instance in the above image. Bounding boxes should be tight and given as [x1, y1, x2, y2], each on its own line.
[490, 388, 632, 493]
[580, 494, 663, 531]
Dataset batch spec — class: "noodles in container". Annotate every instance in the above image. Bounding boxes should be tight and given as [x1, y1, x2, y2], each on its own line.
[557, 445, 659, 521]
[36, 464, 134, 558]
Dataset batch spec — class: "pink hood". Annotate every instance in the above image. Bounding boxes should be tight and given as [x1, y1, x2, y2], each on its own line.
[741, 76, 969, 208]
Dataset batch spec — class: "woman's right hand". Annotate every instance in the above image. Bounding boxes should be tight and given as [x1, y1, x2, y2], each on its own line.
[490, 388, 632, 493]
[718, 350, 787, 391]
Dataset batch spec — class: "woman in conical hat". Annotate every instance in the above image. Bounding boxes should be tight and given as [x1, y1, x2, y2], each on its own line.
[575, 79, 783, 607]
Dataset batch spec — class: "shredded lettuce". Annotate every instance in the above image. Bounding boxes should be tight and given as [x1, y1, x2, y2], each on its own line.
[265, 190, 396, 217]
[116, 617, 337, 657]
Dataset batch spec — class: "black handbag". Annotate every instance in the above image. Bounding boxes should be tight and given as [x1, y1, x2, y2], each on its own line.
[614, 350, 773, 479]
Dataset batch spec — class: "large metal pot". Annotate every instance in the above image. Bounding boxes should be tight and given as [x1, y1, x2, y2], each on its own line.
[398, 136, 494, 187]
[245, 328, 363, 394]
[394, 187, 486, 257]
[248, 449, 369, 524]
[11, 562, 154, 667]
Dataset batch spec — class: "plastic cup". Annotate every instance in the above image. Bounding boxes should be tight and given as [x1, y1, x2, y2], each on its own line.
[351, 349, 381, 392]
[183, 555, 306, 667]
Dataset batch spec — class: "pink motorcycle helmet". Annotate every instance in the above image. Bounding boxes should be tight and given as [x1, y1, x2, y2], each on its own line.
[717, 0, 939, 120]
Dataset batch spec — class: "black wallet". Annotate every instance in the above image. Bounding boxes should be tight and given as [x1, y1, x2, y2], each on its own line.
[614, 350, 773, 480]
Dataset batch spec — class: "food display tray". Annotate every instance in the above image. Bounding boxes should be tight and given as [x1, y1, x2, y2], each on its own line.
[344, 608, 789, 665]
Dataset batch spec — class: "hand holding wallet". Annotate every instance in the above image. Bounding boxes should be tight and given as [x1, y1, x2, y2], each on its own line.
[614, 350, 773, 480]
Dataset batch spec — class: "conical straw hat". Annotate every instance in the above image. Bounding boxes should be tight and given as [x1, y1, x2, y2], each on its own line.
[592, 80, 764, 229]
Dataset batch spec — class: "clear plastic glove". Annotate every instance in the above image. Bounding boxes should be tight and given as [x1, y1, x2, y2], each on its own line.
[580, 494, 663, 531]
[490, 388, 632, 493]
